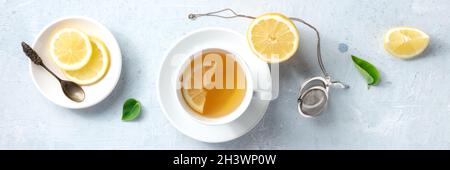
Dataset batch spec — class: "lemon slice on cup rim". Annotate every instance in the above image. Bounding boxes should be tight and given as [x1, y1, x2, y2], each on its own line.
[63, 37, 110, 85]
[247, 13, 300, 63]
[50, 28, 93, 70]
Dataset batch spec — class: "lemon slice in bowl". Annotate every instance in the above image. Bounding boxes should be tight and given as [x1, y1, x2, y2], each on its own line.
[247, 13, 300, 63]
[50, 28, 92, 70]
[384, 27, 430, 59]
[63, 37, 110, 85]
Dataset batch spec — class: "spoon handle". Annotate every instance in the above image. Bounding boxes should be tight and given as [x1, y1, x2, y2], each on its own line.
[21, 42, 62, 82]
[21, 42, 43, 65]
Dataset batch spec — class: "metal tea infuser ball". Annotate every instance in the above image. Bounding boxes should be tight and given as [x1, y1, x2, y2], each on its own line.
[188, 8, 349, 118]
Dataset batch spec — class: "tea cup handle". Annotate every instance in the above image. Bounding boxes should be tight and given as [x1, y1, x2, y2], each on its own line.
[253, 75, 274, 101]
[253, 88, 272, 101]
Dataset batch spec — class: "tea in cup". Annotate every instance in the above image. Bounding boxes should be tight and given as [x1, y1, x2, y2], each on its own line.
[176, 48, 254, 125]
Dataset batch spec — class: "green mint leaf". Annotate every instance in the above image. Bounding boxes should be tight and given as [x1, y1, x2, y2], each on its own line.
[351, 55, 381, 86]
[122, 98, 141, 121]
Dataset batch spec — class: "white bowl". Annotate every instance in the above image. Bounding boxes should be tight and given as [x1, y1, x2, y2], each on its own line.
[30, 16, 122, 109]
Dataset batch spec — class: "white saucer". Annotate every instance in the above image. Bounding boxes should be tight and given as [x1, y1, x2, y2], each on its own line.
[157, 28, 272, 143]
[30, 16, 122, 109]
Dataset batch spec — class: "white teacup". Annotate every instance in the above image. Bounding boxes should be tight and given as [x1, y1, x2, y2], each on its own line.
[174, 48, 268, 126]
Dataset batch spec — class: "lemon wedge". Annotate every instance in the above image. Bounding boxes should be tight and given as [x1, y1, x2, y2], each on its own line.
[63, 37, 110, 85]
[50, 28, 92, 70]
[247, 13, 299, 63]
[384, 27, 430, 59]
[181, 61, 217, 114]
[182, 88, 207, 114]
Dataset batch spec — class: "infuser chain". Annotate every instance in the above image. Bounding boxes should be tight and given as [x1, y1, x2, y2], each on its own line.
[189, 8, 255, 20]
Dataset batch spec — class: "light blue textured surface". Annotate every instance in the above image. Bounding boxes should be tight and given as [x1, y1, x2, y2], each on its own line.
[1, 0, 450, 149]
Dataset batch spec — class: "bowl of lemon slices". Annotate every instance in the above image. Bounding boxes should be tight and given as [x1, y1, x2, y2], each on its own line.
[30, 16, 122, 109]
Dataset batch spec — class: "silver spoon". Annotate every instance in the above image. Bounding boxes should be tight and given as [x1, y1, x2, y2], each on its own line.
[21, 42, 85, 102]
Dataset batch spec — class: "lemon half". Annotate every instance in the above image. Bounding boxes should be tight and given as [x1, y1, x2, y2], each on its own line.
[247, 13, 300, 63]
[384, 27, 430, 59]
[63, 37, 110, 85]
[50, 28, 92, 70]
